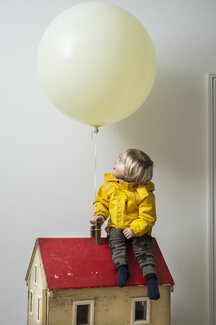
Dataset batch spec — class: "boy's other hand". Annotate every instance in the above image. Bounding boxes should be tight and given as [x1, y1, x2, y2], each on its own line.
[123, 228, 135, 239]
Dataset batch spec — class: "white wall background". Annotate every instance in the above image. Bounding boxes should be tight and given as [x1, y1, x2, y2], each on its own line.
[0, 0, 215, 324]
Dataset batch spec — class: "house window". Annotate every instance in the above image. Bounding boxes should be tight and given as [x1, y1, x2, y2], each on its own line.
[132, 297, 150, 325]
[72, 300, 94, 325]
[34, 265, 38, 284]
[29, 290, 33, 314]
[37, 296, 41, 322]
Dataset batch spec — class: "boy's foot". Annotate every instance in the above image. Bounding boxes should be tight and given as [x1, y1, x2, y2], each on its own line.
[146, 276, 160, 300]
[117, 265, 129, 287]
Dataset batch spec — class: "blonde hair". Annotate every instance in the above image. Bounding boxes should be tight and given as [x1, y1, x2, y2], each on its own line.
[119, 148, 154, 185]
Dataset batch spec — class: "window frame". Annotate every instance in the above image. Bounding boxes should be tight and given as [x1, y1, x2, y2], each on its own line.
[131, 297, 150, 325]
[29, 290, 33, 315]
[72, 300, 94, 325]
[37, 295, 41, 323]
[34, 265, 38, 285]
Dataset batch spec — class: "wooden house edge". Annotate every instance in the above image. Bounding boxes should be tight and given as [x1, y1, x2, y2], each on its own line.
[25, 239, 38, 283]
[25, 239, 48, 288]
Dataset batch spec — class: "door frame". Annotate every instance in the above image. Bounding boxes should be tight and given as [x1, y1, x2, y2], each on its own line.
[209, 73, 216, 325]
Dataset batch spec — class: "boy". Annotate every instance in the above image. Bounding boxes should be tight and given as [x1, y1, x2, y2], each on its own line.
[92, 148, 160, 300]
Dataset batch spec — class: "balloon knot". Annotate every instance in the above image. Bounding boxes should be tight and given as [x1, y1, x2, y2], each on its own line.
[94, 127, 99, 134]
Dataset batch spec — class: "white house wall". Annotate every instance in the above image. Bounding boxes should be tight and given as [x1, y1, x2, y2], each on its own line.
[27, 247, 46, 325]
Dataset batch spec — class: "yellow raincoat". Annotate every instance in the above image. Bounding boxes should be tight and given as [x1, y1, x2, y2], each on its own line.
[93, 173, 157, 237]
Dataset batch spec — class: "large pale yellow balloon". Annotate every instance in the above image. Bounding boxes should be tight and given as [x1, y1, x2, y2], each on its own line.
[38, 2, 156, 127]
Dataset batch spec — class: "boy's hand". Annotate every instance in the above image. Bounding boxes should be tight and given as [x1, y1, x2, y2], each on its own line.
[92, 215, 105, 225]
[123, 228, 135, 239]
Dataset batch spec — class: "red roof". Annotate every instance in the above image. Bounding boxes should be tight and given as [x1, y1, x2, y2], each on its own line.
[37, 237, 174, 291]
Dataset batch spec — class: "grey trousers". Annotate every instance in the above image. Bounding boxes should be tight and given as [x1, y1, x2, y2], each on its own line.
[108, 227, 156, 278]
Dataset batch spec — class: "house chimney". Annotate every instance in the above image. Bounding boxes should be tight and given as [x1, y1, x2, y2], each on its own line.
[90, 220, 102, 246]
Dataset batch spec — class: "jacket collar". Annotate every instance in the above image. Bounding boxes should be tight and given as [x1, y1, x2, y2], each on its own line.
[104, 173, 155, 191]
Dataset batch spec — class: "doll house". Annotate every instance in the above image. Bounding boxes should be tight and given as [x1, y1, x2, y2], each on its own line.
[25, 237, 174, 325]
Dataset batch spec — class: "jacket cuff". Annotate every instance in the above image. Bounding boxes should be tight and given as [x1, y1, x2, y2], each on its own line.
[130, 225, 139, 237]
[94, 212, 108, 220]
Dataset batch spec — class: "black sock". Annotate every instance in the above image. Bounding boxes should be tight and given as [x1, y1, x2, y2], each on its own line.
[145, 275, 160, 300]
[117, 265, 129, 287]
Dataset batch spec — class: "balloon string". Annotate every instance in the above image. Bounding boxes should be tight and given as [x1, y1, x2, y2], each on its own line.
[92, 127, 99, 197]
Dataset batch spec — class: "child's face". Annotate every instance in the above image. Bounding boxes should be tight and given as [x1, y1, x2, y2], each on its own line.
[113, 159, 125, 179]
